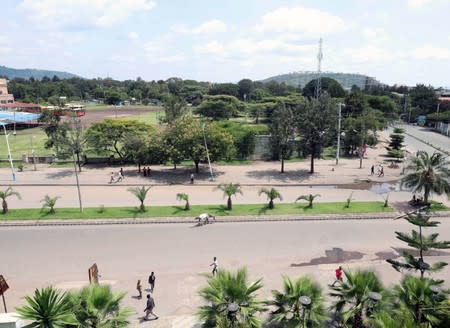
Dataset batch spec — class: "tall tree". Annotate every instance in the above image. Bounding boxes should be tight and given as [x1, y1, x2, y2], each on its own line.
[295, 95, 337, 173]
[162, 94, 189, 124]
[270, 102, 295, 173]
[401, 151, 450, 204]
[386, 212, 450, 278]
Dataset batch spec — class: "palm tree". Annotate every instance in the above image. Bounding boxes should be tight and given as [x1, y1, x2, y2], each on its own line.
[70, 284, 133, 328]
[296, 194, 320, 208]
[401, 151, 450, 204]
[16, 286, 76, 328]
[197, 267, 265, 328]
[268, 276, 326, 327]
[127, 186, 151, 212]
[176, 192, 190, 211]
[0, 187, 21, 214]
[329, 269, 384, 328]
[41, 195, 60, 214]
[391, 275, 448, 327]
[258, 187, 283, 209]
[216, 183, 243, 210]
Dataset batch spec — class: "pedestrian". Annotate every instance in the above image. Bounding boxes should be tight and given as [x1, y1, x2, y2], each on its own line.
[190, 173, 194, 184]
[378, 165, 384, 177]
[331, 266, 343, 286]
[147, 167, 151, 175]
[143, 167, 147, 177]
[117, 171, 123, 182]
[143, 294, 158, 320]
[136, 279, 142, 299]
[370, 165, 374, 176]
[109, 172, 115, 184]
[210, 257, 218, 276]
[148, 272, 155, 293]
[120, 167, 124, 178]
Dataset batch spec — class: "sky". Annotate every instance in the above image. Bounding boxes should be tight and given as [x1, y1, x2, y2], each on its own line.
[1, 0, 449, 87]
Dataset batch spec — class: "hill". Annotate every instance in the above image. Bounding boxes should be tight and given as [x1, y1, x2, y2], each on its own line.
[261, 71, 382, 90]
[0, 65, 79, 80]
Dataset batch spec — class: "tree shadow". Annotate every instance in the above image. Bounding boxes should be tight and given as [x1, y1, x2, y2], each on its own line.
[46, 169, 73, 180]
[246, 168, 311, 183]
[291, 247, 366, 267]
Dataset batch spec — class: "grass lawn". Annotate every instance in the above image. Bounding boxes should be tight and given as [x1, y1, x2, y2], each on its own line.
[1, 201, 394, 220]
[130, 110, 164, 125]
[85, 104, 161, 111]
[0, 127, 48, 160]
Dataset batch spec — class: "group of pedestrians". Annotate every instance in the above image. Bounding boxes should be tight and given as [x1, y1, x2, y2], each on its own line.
[109, 168, 124, 183]
[136, 272, 158, 321]
[370, 164, 384, 177]
[142, 167, 152, 177]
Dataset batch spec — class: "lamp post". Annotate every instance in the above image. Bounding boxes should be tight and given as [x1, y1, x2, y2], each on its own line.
[30, 135, 37, 171]
[435, 102, 441, 129]
[299, 295, 312, 328]
[1, 123, 16, 181]
[336, 103, 345, 165]
[202, 123, 214, 181]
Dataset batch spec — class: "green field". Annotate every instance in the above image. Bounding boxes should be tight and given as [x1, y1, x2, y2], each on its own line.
[1, 201, 394, 220]
[0, 127, 48, 160]
[84, 104, 161, 111]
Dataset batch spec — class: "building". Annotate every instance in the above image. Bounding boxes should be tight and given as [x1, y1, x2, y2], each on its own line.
[0, 78, 14, 104]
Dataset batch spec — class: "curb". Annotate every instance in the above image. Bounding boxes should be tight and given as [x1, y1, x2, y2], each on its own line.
[0, 213, 400, 227]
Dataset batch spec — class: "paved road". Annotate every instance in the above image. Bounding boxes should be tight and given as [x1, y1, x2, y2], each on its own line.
[395, 124, 450, 154]
[2, 220, 450, 322]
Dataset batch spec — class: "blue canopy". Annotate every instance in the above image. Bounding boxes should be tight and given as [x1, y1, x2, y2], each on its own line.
[0, 111, 41, 123]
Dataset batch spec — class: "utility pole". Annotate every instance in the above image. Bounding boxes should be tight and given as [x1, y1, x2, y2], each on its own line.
[359, 112, 365, 169]
[202, 123, 214, 181]
[315, 38, 323, 100]
[336, 103, 344, 165]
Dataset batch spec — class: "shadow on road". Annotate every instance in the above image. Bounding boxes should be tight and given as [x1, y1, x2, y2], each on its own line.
[246, 168, 311, 183]
[291, 247, 365, 267]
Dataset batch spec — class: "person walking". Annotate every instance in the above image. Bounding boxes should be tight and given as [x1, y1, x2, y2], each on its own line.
[190, 173, 194, 184]
[136, 280, 142, 299]
[117, 170, 123, 182]
[143, 294, 158, 320]
[109, 172, 115, 184]
[331, 266, 343, 286]
[370, 165, 374, 176]
[120, 167, 124, 178]
[378, 165, 384, 177]
[210, 257, 218, 276]
[148, 272, 155, 293]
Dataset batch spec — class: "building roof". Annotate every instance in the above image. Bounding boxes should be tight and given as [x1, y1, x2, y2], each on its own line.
[0, 102, 41, 109]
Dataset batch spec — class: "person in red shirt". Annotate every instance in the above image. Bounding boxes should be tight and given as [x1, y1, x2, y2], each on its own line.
[331, 266, 343, 286]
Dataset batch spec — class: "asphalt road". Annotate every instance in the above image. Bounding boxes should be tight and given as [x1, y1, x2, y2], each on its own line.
[395, 124, 450, 154]
[2, 220, 450, 319]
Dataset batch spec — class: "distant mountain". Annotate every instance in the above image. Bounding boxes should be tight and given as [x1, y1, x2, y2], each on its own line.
[0, 65, 80, 80]
[262, 71, 383, 90]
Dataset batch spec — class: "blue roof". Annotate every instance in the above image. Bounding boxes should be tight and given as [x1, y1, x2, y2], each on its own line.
[0, 111, 41, 123]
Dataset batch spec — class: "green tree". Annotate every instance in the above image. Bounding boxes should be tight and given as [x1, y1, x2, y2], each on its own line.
[258, 188, 282, 209]
[0, 187, 21, 214]
[270, 102, 295, 173]
[296, 194, 320, 208]
[329, 269, 384, 328]
[162, 94, 189, 124]
[302, 77, 346, 98]
[268, 276, 326, 327]
[208, 83, 240, 97]
[237, 78, 254, 100]
[86, 119, 155, 160]
[41, 195, 60, 214]
[409, 84, 438, 115]
[386, 212, 450, 278]
[128, 186, 151, 212]
[197, 267, 265, 328]
[70, 284, 133, 328]
[196, 95, 242, 120]
[401, 151, 450, 204]
[295, 95, 337, 174]
[216, 183, 243, 210]
[16, 287, 76, 328]
[176, 193, 190, 211]
[386, 127, 405, 159]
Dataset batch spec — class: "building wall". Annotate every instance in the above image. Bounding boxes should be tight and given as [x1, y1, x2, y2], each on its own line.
[0, 78, 14, 104]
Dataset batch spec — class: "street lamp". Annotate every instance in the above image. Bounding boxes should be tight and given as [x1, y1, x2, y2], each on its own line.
[299, 295, 312, 328]
[1, 123, 16, 181]
[202, 123, 214, 181]
[336, 103, 345, 165]
[30, 135, 37, 171]
[435, 101, 441, 129]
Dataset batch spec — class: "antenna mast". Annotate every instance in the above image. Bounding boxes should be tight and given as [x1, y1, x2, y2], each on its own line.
[315, 38, 323, 99]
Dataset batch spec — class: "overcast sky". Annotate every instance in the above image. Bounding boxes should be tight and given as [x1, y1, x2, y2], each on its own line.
[1, 0, 449, 86]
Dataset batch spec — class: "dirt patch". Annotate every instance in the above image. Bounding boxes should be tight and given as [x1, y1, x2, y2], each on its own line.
[291, 247, 365, 267]
[79, 106, 161, 126]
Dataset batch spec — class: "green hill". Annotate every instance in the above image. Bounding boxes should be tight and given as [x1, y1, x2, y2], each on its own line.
[0, 65, 79, 80]
[262, 71, 382, 90]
